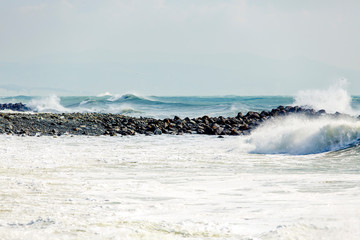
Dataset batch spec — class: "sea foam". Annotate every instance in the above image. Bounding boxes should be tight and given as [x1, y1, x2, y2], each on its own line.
[247, 115, 360, 155]
[294, 79, 356, 114]
[1, 135, 359, 239]
[247, 80, 360, 155]
[27, 95, 69, 113]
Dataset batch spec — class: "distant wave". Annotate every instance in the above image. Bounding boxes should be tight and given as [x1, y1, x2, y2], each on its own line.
[96, 92, 113, 97]
[107, 93, 146, 102]
[105, 92, 157, 102]
[27, 95, 69, 113]
[1, 81, 359, 119]
[105, 93, 193, 107]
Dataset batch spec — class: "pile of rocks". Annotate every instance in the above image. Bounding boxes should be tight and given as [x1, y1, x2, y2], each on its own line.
[0, 103, 31, 112]
[0, 104, 345, 137]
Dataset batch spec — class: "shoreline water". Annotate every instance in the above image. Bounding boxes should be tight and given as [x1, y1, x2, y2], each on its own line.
[1, 133, 359, 239]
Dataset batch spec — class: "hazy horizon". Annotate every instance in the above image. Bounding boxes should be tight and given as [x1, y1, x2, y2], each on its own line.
[1, 0, 360, 96]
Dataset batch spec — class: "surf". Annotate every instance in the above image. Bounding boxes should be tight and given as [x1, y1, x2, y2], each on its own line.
[293, 79, 359, 115]
[246, 114, 360, 155]
[245, 80, 360, 155]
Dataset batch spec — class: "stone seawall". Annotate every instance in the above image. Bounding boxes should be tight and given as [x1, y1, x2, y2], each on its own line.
[0, 105, 352, 136]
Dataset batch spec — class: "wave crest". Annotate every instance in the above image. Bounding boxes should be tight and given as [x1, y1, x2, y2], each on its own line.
[27, 95, 69, 113]
[247, 115, 360, 155]
[294, 79, 354, 114]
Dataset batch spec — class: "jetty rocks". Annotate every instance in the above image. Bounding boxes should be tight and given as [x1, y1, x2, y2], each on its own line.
[0, 104, 348, 137]
[0, 103, 31, 112]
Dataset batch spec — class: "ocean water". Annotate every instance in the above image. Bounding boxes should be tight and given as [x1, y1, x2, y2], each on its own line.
[1, 82, 359, 119]
[0, 94, 296, 119]
[0, 83, 360, 239]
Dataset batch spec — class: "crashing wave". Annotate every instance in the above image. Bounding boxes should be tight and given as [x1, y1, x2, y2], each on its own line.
[294, 79, 356, 115]
[247, 115, 360, 155]
[27, 95, 69, 113]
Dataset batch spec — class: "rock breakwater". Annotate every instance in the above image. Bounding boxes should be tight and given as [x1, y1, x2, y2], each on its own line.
[0, 104, 353, 136]
[0, 102, 31, 112]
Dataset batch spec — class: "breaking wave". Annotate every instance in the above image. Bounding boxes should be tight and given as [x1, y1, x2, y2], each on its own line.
[27, 95, 68, 113]
[293, 79, 358, 115]
[1, 81, 359, 120]
[16, 93, 286, 118]
[247, 115, 360, 155]
[245, 80, 360, 155]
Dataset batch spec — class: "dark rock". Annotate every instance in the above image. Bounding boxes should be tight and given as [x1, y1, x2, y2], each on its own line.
[197, 128, 205, 134]
[0, 105, 352, 137]
[154, 128, 162, 135]
[236, 112, 243, 119]
[204, 126, 214, 135]
[278, 110, 286, 116]
[246, 111, 261, 119]
[260, 111, 269, 117]
[288, 106, 297, 113]
[0, 102, 31, 112]
[217, 116, 226, 124]
[51, 129, 59, 135]
[239, 124, 249, 131]
[215, 127, 224, 135]
[230, 129, 241, 135]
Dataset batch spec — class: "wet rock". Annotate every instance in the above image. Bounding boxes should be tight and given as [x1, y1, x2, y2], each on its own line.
[230, 129, 241, 135]
[0, 102, 31, 112]
[202, 126, 212, 135]
[239, 124, 249, 131]
[0, 104, 354, 137]
[154, 128, 162, 135]
[51, 129, 59, 135]
[197, 128, 205, 134]
[236, 112, 243, 119]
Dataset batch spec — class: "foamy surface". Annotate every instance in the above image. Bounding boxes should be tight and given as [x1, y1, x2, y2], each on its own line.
[0, 134, 359, 239]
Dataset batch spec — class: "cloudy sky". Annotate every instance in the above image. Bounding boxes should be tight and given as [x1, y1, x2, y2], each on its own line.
[0, 0, 359, 95]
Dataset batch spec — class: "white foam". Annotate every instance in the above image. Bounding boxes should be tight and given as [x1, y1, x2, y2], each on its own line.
[27, 95, 69, 112]
[107, 94, 124, 102]
[97, 92, 113, 97]
[260, 223, 360, 240]
[294, 79, 355, 114]
[247, 115, 360, 155]
[0, 135, 359, 239]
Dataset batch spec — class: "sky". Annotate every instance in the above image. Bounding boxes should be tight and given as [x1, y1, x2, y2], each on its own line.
[0, 0, 360, 96]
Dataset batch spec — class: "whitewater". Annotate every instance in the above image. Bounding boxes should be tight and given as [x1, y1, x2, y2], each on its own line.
[0, 82, 360, 239]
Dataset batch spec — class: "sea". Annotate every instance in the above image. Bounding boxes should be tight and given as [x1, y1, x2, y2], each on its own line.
[0, 83, 360, 239]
